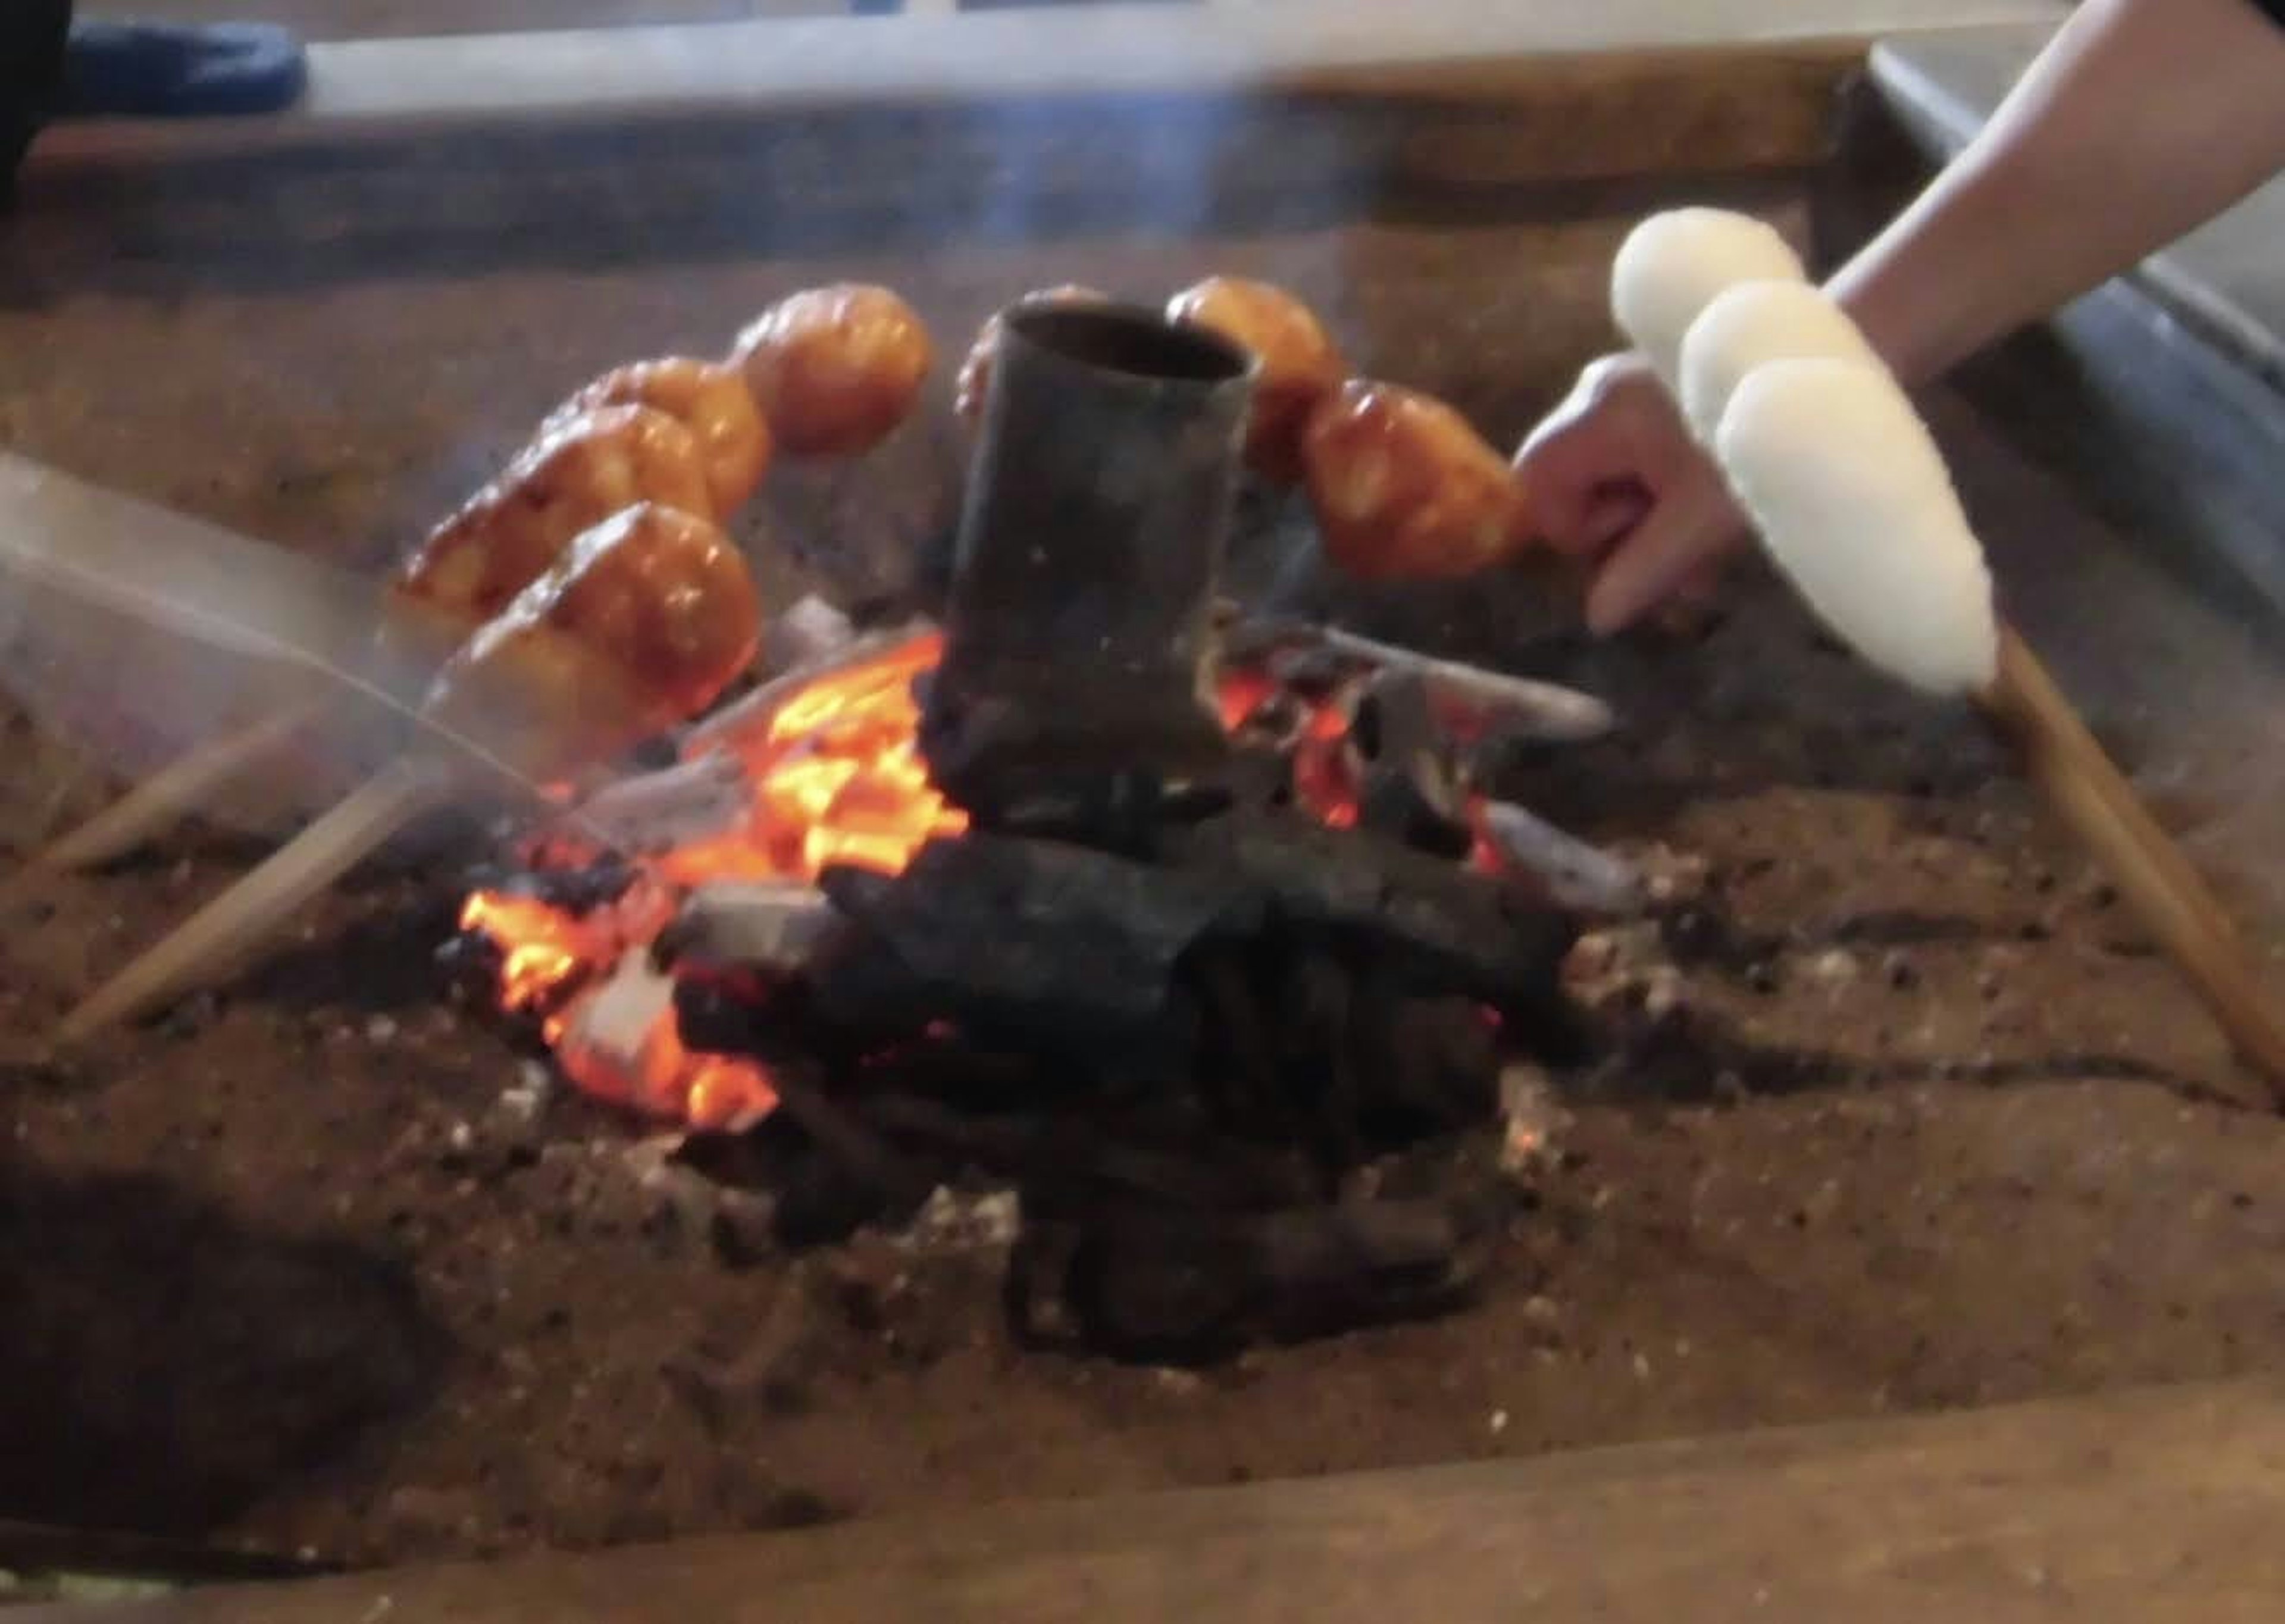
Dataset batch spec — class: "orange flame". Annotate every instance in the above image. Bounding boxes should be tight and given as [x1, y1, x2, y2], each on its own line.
[463, 631, 1385, 1131]
[458, 878, 679, 1015]
[650, 633, 966, 887]
[547, 960, 781, 1132]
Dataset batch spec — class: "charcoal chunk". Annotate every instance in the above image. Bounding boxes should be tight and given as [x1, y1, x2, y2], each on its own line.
[810, 834, 1263, 1071]
[1164, 812, 1577, 1019]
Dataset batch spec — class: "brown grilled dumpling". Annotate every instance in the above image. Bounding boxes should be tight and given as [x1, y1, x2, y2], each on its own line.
[1301, 380, 1533, 581]
[392, 403, 713, 644]
[733, 284, 934, 458]
[547, 357, 771, 518]
[427, 502, 762, 778]
[1167, 276, 1344, 484]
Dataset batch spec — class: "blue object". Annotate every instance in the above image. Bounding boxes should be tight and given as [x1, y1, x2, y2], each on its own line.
[61, 20, 306, 118]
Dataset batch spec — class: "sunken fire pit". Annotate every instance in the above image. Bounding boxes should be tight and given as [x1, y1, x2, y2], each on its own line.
[3, 3, 2283, 1595]
[447, 301, 1610, 1361]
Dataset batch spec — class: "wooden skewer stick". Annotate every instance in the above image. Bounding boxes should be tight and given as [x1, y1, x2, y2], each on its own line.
[1702, 353, 2285, 1104]
[1603, 215, 2285, 1097]
[1979, 628, 2285, 1098]
[56, 758, 450, 1044]
[1, 700, 327, 903]
[55, 501, 760, 1041]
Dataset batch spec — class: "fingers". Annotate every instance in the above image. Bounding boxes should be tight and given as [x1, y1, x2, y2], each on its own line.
[1514, 350, 1753, 633]
[1671, 558, 1724, 604]
[1515, 354, 1686, 558]
[1518, 425, 1626, 558]
[1578, 485, 1651, 555]
[1583, 474, 1742, 636]
[1513, 370, 1635, 556]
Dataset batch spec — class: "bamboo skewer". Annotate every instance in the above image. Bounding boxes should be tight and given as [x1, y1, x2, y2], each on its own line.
[1, 702, 327, 902]
[12, 291, 942, 1040]
[56, 758, 450, 1043]
[52, 503, 764, 1041]
[1597, 209, 2285, 1102]
[1706, 354, 2285, 1104]
[1979, 629, 2285, 1094]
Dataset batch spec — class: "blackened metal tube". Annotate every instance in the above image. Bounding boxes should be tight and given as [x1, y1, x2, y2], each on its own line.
[921, 299, 1258, 819]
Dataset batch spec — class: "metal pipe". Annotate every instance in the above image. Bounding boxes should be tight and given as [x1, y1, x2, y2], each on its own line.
[921, 298, 1257, 822]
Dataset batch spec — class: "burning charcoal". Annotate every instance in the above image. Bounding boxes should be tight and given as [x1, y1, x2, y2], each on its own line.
[1478, 799, 1645, 916]
[681, 621, 937, 760]
[809, 834, 1262, 1074]
[557, 956, 681, 1097]
[1226, 617, 1619, 744]
[558, 756, 755, 857]
[764, 593, 856, 674]
[1350, 669, 1473, 859]
[658, 880, 846, 981]
[458, 853, 640, 917]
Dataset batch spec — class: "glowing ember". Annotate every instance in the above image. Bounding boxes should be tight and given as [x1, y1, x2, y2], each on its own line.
[653, 632, 965, 887]
[461, 628, 1487, 1131]
[459, 631, 968, 1130]
[459, 878, 680, 1015]
[550, 956, 780, 1132]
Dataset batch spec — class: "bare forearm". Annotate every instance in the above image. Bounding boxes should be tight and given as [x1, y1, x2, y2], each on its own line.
[1828, 0, 2285, 384]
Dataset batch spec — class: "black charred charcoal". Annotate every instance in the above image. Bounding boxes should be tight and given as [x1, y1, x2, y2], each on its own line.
[1247, 1196, 1485, 1343]
[1348, 983, 1504, 1138]
[1062, 1217, 1257, 1364]
[768, 1150, 902, 1250]
[1162, 811, 1577, 1021]
[433, 930, 505, 1005]
[1206, 745, 1298, 819]
[962, 769, 1215, 853]
[807, 834, 1260, 1075]
[458, 853, 640, 917]
[672, 975, 783, 1058]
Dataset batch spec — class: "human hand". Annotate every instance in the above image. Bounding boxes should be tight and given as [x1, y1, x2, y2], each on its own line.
[1514, 353, 1749, 634]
